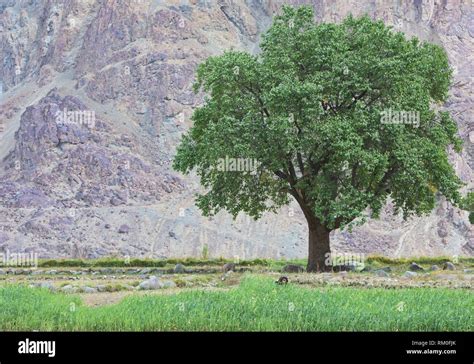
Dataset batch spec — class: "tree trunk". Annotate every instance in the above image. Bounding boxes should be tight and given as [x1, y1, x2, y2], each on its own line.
[306, 218, 331, 272]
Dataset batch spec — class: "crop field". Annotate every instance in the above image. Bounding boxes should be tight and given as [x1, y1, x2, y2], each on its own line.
[0, 257, 472, 331]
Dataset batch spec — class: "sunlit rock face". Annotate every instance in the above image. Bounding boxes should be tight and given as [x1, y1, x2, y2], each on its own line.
[0, 0, 472, 259]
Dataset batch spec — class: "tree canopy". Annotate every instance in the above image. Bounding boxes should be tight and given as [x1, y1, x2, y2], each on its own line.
[173, 5, 463, 271]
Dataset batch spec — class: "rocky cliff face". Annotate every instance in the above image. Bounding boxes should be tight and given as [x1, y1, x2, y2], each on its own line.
[0, 0, 472, 259]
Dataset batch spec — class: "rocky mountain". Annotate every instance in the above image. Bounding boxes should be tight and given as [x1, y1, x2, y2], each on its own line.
[0, 0, 472, 259]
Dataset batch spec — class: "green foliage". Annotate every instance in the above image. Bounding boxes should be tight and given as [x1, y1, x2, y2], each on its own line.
[38, 258, 167, 268]
[31, 256, 474, 269]
[460, 192, 474, 224]
[174, 5, 462, 231]
[36, 257, 287, 268]
[0, 278, 472, 331]
[366, 255, 474, 266]
[201, 244, 209, 260]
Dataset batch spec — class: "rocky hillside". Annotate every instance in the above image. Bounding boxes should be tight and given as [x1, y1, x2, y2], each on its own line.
[0, 0, 472, 259]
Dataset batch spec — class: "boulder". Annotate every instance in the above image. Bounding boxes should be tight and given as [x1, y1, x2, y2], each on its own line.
[404, 271, 417, 278]
[222, 263, 236, 273]
[409, 262, 424, 271]
[139, 268, 153, 275]
[39, 282, 56, 291]
[332, 263, 359, 272]
[430, 265, 440, 271]
[96, 284, 107, 292]
[374, 269, 389, 277]
[61, 285, 77, 293]
[138, 276, 163, 290]
[162, 280, 177, 288]
[443, 262, 455, 270]
[174, 263, 186, 273]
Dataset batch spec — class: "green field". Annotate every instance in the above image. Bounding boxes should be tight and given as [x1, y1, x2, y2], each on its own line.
[0, 276, 472, 331]
[34, 256, 474, 268]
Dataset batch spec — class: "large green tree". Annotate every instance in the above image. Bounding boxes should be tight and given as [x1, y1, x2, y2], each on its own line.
[173, 6, 463, 272]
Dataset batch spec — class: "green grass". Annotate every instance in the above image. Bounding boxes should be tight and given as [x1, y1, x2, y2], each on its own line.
[366, 256, 474, 266]
[0, 276, 472, 331]
[38, 257, 239, 268]
[32, 256, 473, 269]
